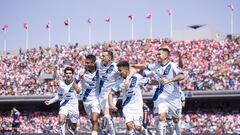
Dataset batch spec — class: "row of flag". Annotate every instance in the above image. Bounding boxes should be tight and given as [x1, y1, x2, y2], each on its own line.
[1, 10, 171, 31]
[1, 3, 236, 32]
[1, 3, 235, 32]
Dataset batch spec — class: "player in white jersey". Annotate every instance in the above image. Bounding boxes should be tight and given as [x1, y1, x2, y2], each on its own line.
[79, 54, 100, 135]
[96, 51, 118, 135]
[45, 67, 81, 135]
[133, 48, 185, 135]
[96, 50, 135, 135]
[166, 51, 185, 135]
[109, 61, 148, 135]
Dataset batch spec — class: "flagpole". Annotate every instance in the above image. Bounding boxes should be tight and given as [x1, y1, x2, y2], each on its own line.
[26, 28, 28, 49]
[109, 20, 112, 42]
[150, 16, 153, 39]
[89, 24, 92, 46]
[131, 20, 134, 40]
[48, 27, 51, 48]
[3, 30, 6, 54]
[170, 14, 173, 39]
[68, 19, 71, 44]
[230, 10, 233, 35]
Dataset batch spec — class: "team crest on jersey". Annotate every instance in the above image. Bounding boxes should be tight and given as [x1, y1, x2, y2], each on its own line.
[106, 65, 114, 74]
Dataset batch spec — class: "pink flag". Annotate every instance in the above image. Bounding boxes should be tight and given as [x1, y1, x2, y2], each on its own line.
[87, 18, 92, 23]
[228, 4, 234, 11]
[45, 21, 51, 29]
[146, 12, 152, 19]
[2, 24, 8, 31]
[167, 9, 173, 16]
[23, 23, 29, 29]
[128, 15, 134, 20]
[64, 19, 69, 26]
[105, 16, 111, 22]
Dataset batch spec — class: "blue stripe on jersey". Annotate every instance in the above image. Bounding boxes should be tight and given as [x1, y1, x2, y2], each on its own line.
[99, 80, 104, 94]
[60, 99, 69, 107]
[129, 76, 137, 88]
[146, 64, 151, 71]
[163, 64, 171, 75]
[122, 96, 132, 107]
[83, 88, 92, 102]
[153, 84, 164, 101]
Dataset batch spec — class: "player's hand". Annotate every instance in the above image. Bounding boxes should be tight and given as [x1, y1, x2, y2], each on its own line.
[159, 78, 171, 84]
[78, 68, 85, 79]
[109, 103, 118, 112]
[45, 100, 50, 106]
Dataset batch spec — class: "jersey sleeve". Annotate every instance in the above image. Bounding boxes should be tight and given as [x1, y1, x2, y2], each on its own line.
[172, 62, 184, 76]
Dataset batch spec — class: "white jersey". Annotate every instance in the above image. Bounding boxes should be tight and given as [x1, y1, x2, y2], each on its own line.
[96, 59, 119, 96]
[146, 61, 184, 107]
[112, 73, 148, 111]
[58, 80, 79, 107]
[81, 69, 100, 102]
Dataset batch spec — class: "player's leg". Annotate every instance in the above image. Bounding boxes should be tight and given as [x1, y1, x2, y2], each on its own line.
[59, 114, 67, 135]
[126, 122, 135, 135]
[133, 111, 148, 135]
[91, 112, 99, 135]
[103, 97, 116, 135]
[68, 110, 79, 135]
[171, 103, 182, 135]
[166, 117, 175, 135]
[91, 99, 101, 135]
[173, 117, 181, 135]
[155, 103, 168, 135]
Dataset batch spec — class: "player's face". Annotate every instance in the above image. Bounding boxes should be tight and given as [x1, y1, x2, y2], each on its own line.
[102, 52, 111, 65]
[118, 67, 129, 79]
[156, 50, 168, 62]
[85, 59, 95, 70]
[64, 70, 73, 81]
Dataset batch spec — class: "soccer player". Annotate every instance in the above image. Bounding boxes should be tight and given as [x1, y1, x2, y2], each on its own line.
[133, 48, 185, 135]
[96, 50, 118, 135]
[109, 61, 148, 135]
[11, 107, 21, 134]
[96, 50, 135, 135]
[45, 66, 81, 135]
[79, 54, 100, 135]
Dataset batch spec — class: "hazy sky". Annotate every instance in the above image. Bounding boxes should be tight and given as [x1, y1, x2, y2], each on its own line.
[0, 0, 239, 51]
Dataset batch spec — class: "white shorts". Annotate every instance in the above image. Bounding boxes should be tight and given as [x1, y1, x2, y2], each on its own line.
[123, 108, 143, 126]
[83, 98, 100, 118]
[99, 93, 109, 110]
[59, 104, 79, 123]
[153, 100, 181, 119]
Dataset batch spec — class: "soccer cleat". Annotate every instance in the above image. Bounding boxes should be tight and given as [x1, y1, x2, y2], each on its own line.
[143, 129, 149, 135]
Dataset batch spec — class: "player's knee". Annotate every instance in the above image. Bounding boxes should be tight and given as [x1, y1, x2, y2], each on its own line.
[126, 122, 134, 131]
[173, 117, 179, 123]
[134, 125, 142, 132]
[158, 113, 167, 121]
[70, 124, 77, 130]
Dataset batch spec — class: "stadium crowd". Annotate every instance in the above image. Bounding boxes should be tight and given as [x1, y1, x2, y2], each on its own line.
[0, 37, 239, 96]
[1, 108, 240, 134]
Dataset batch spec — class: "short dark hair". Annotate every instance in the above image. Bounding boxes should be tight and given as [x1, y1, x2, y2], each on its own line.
[117, 61, 129, 69]
[86, 54, 96, 63]
[64, 66, 74, 74]
[159, 48, 170, 55]
[105, 50, 113, 60]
